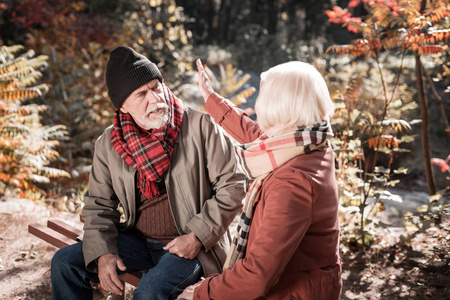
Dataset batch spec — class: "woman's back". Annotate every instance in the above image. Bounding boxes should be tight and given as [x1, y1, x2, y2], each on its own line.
[245, 146, 340, 299]
[258, 146, 340, 272]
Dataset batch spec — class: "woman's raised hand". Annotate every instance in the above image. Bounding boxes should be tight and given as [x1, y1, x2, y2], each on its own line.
[196, 59, 214, 103]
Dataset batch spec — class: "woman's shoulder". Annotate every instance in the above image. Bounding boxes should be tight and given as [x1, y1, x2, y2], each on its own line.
[263, 160, 313, 194]
[264, 147, 335, 188]
[287, 146, 334, 174]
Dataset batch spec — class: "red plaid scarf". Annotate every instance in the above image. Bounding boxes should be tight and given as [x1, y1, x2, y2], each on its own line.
[223, 120, 333, 269]
[111, 85, 184, 199]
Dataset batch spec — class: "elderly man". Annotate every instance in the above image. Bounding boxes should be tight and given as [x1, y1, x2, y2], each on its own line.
[50, 46, 245, 300]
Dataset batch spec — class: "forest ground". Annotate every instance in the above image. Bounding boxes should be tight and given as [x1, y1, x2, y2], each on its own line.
[0, 194, 448, 300]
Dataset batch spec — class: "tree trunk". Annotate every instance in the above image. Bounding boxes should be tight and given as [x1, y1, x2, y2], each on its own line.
[218, 0, 232, 45]
[228, 0, 244, 44]
[206, 0, 216, 44]
[415, 54, 436, 195]
[421, 62, 450, 140]
[286, 0, 298, 43]
[266, 0, 278, 34]
[415, 0, 436, 195]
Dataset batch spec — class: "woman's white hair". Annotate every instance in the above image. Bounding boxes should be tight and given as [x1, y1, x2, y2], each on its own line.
[255, 61, 334, 131]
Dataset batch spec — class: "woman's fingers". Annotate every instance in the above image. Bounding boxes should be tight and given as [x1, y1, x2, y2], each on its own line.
[195, 58, 214, 102]
[196, 59, 204, 73]
[196, 59, 208, 83]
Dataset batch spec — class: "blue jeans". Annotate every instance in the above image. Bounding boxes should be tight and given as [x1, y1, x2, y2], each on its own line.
[51, 230, 203, 300]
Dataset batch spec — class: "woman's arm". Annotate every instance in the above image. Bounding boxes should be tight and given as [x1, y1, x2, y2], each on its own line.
[196, 59, 262, 144]
[205, 93, 261, 144]
[192, 169, 314, 299]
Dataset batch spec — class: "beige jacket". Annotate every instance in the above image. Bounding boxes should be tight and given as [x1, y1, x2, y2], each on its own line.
[81, 107, 246, 276]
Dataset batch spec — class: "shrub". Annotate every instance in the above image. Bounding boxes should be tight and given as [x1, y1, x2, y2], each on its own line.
[0, 45, 69, 200]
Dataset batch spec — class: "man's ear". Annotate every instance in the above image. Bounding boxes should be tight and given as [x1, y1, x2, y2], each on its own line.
[120, 107, 128, 113]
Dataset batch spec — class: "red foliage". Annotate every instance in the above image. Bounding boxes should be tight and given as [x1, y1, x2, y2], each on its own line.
[325, 7, 351, 24]
[348, 0, 360, 8]
[325, 6, 363, 33]
[386, 1, 400, 15]
[69, 14, 115, 47]
[431, 158, 449, 173]
[10, 0, 60, 29]
[8, 0, 116, 48]
[367, 136, 399, 150]
[417, 45, 444, 56]
[325, 0, 449, 57]
[347, 24, 360, 34]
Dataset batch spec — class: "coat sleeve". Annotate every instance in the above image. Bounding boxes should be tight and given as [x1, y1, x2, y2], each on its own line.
[81, 132, 121, 272]
[186, 113, 246, 250]
[194, 170, 313, 299]
[204, 93, 262, 144]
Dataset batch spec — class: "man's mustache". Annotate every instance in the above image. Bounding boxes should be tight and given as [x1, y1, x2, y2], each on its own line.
[145, 103, 169, 117]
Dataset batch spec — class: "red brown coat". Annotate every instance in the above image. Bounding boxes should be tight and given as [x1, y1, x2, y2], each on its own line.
[194, 93, 342, 299]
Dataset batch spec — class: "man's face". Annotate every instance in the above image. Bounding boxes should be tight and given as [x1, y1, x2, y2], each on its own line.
[120, 79, 169, 130]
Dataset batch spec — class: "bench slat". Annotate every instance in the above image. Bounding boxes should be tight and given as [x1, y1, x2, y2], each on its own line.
[28, 221, 142, 289]
[119, 272, 142, 287]
[47, 218, 83, 240]
[28, 223, 77, 248]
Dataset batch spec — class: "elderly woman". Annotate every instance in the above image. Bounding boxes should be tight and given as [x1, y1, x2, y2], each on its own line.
[178, 60, 342, 299]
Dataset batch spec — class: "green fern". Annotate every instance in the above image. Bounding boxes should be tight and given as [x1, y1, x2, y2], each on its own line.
[0, 45, 24, 57]
[0, 124, 30, 137]
[0, 45, 70, 200]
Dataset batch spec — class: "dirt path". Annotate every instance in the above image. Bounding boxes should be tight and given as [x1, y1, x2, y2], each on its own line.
[0, 197, 81, 300]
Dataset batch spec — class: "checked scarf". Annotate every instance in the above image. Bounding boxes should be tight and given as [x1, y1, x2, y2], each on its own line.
[223, 120, 333, 269]
[111, 85, 184, 199]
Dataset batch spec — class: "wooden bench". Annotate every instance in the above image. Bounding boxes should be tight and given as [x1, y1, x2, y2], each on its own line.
[28, 218, 141, 300]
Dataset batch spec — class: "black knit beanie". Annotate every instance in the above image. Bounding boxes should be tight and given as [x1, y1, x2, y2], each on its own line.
[106, 46, 163, 109]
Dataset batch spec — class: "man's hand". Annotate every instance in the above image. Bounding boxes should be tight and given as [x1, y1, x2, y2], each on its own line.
[98, 253, 127, 296]
[196, 59, 214, 103]
[163, 232, 202, 260]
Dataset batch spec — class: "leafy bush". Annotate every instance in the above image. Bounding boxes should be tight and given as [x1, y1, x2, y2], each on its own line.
[320, 56, 415, 249]
[0, 45, 69, 199]
[325, 0, 450, 250]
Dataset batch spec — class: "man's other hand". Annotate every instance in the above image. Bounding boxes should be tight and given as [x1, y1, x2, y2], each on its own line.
[163, 232, 202, 259]
[98, 253, 127, 295]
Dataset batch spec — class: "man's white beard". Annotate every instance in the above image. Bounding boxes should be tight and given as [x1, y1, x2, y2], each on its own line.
[131, 103, 170, 130]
